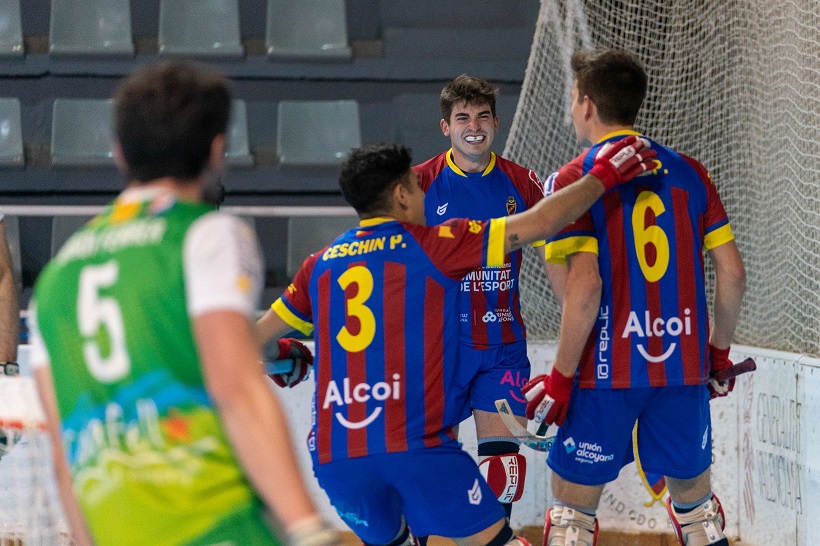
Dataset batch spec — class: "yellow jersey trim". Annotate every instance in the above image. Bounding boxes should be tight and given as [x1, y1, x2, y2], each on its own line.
[272, 299, 313, 336]
[704, 223, 734, 251]
[544, 236, 599, 265]
[446, 150, 496, 177]
[487, 218, 507, 267]
[597, 129, 642, 143]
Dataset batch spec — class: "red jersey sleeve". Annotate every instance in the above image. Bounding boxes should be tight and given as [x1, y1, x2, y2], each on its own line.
[404, 217, 507, 280]
[270, 250, 322, 336]
[543, 154, 599, 264]
[681, 154, 734, 250]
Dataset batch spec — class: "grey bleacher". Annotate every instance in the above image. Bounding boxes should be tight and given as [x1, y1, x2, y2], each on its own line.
[0, 97, 23, 166]
[0, 0, 538, 303]
[158, 0, 244, 58]
[49, 0, 134, 57]
[276, 100, 361, 167]
[0, 0, 23, 57]
[50, 98, 116, 167]
[266, 0, 351, 61]
[286, 214, 360, 278]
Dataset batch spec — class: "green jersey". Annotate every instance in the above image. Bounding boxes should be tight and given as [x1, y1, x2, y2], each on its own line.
[29, 188, 279, 546]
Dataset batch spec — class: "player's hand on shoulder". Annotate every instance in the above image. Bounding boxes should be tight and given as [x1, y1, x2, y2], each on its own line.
[589, 135, 658, 191]
[707, 344, 734, 399]
[268, 338, 313, 388]
[521, 367, 575, 426]
[286, 515, 343, 546]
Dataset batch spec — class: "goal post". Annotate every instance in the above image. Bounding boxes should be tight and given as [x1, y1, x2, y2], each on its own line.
[505, 0, 820, 357]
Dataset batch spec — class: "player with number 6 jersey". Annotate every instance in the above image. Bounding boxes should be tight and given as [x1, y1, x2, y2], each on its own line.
[544, 135, 732, 389]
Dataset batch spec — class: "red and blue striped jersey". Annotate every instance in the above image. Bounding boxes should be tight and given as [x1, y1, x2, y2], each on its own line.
[544, 131, 735, 389]
[414, 150, 544, 348]
[272, 216, 507, 465]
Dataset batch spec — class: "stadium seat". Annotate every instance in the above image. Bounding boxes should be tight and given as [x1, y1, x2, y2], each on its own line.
[1, 214, 22, 293]
[50, 99, 115, 167]
[286, 214, 359, 277]
[0, 0, 23, 57]
[0, 98, 23, 167]
[391, 93, 448, 162]
[50, 215, 94, 257]
[265, 0, 351, 61]
[383, 27, 532, 61]
[276, 100, 361, 166]
[158, 0, 244, 57]
[49, 0, 134, 56]
[226, 100, 253, 167]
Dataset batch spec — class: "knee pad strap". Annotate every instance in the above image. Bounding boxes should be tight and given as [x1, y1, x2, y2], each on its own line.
[478, 453, 527, 503]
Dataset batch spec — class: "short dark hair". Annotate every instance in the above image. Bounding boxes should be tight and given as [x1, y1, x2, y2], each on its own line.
[113, 61, 232, 183]
[440, 74, 499, 123]
[571, 49, 647, 126]
[339, 144, 413, 215]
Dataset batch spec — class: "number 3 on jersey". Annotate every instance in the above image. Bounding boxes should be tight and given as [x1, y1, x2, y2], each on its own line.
[336, 265, 376, 353]
[632, 190, 670, 283]
[78, 261, 131, 382]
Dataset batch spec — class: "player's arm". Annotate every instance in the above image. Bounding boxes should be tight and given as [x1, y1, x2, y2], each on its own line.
[708, 239, 746, 349]
[0, 218, 18, 362]
[195, 312, 323, 529]
[28, 306, 94, 546]
[540, 246, 568, 308]
[503, 136, 656, 255]
[256, 307, 294, 346]
[521, 251, 600, 426]
[552, 252, 600, 378]
[34, 367, 95, 546]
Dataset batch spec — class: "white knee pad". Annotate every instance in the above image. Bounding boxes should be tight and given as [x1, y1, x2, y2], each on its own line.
[666, 494, 728, 546]
[478, 453, 527, 503]
[543, 505, 598, 546]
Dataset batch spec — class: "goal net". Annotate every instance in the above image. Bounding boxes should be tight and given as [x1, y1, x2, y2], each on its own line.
[506, 0, 820, 356]
[0, 375, 71, 545]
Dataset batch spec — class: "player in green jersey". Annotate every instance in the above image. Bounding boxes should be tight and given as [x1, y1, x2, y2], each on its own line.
[28, 61, 339, 546]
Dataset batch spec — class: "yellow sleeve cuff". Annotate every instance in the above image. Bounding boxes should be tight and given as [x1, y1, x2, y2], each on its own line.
[486, 218, 507, 267]
[703, 223, 734, 251]
[272, 298, 314, 336]
[544, 236, 598, 265]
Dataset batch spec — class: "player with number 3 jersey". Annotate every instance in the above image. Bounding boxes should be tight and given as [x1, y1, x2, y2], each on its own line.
[256, 141, 656, 546]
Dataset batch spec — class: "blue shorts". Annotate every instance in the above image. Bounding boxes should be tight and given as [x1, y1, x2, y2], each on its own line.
[313, 446, 505, 543]
[454, 341, 530, 420]
[547, 385, 712, 485]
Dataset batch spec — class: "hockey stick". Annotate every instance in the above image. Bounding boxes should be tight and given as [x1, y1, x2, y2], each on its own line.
[265, 358, 295, 375]
[494, 398, 556, 452]
[711, 357, 756, 383]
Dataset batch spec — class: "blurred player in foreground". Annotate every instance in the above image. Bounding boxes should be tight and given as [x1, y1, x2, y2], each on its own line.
[524, 48, 747, 546]
[28, 61, 339, 546]
[255, 139, 656, 546]
[413, 76, 548, 520]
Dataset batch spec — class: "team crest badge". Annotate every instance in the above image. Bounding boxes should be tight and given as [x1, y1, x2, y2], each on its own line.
[506, 196, 516, 215]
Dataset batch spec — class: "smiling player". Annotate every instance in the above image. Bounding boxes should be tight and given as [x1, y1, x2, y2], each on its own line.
[413, 75, 549, 521]
[256, 139, 656, 546]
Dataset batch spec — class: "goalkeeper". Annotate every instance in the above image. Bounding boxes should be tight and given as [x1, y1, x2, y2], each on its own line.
[525, 48, 747, 546]
[256, 140, 655, 546]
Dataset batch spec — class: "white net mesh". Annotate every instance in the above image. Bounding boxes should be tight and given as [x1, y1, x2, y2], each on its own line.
[505, 0, 820, 355]
[0, 376, 71, 545]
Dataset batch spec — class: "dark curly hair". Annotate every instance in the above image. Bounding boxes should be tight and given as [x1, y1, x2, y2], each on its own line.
[440, 74, 499, 124]
[339, 144, 413, 215]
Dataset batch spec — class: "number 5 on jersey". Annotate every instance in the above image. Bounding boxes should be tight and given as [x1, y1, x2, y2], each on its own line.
[78, 261, 131, 382]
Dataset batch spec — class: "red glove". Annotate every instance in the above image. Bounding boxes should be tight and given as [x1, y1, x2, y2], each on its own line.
[521, 367, 575, 426]
[269, 338, 313, 388]
[589, 135, 658, 191]
[707, 345, 734, 399]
